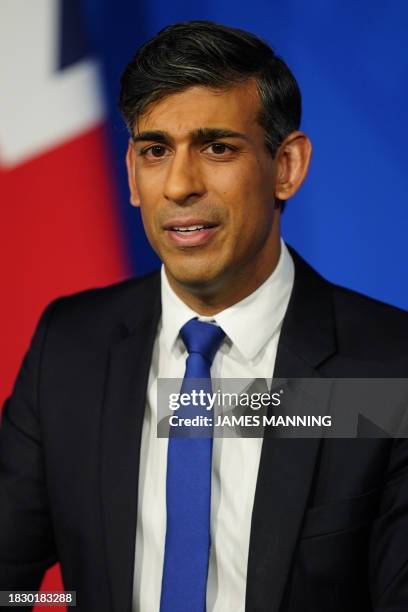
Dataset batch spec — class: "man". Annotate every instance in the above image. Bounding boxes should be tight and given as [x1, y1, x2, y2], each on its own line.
[1, 20, 408, 612]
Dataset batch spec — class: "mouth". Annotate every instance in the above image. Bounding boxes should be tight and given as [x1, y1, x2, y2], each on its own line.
[163, 219, 219, 247]
[172, 224, 210, 232]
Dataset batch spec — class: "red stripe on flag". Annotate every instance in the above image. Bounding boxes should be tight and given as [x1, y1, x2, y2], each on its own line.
[1, 124, 130, 402]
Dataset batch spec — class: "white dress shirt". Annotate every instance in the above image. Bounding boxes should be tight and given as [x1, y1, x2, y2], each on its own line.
[132, 240, 294, 612]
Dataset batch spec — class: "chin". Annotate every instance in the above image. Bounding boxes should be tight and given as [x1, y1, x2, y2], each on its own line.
[166, 261, 223, 293]
[175, 271, 218, 289]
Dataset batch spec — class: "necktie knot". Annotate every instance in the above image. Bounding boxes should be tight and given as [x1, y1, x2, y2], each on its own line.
[180, 318, 225, 366]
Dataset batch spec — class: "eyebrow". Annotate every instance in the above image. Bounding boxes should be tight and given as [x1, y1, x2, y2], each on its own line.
[132, 127, 250, 145]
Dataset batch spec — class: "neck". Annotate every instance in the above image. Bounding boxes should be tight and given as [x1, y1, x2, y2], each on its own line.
[165, 226, 282, 316]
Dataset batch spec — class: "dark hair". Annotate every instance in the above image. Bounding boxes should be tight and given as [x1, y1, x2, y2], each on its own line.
[119, 21, 301, 155]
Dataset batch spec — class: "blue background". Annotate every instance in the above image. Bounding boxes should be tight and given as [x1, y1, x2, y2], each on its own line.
[84, 0, 408, 308]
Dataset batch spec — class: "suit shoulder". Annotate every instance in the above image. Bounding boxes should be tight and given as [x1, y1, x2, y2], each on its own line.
[330, 282, 408, 358]
[290, 245, 408, 347]
[331, 282, 408, 328]
[53, 270, 160, 307]
[44, 270, 161, 342]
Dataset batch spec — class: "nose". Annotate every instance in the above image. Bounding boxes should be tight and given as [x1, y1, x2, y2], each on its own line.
[163, 148, 206, 205]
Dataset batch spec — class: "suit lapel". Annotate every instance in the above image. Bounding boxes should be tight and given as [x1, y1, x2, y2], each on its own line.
[246, 249, 337, 612]
[100, 273, 161, 612]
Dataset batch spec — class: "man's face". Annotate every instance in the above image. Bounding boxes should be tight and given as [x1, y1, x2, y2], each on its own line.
[126, 80, 282, 299]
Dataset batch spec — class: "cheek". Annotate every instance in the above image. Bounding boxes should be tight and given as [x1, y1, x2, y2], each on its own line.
[134, 179, 162, 229]
[212, 168, 253, 217]
[221, 176, 273, 239]
[134, 166, 163, 205]
[137, 203, 162, 256]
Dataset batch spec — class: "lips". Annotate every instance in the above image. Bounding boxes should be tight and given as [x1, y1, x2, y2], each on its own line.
[163, 219, 219, 247]
[163, 218, 217, 231]
[172, 224, 208, 233]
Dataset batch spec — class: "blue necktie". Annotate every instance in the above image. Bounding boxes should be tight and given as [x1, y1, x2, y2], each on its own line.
[160, 318, 225, 612]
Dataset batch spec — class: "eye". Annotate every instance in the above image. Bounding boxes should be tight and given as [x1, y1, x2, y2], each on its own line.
[204, 142, 237, 158]
[150, 145, 167, 157]
[209, 143, 228, 154]
[140, 144, 169, 159]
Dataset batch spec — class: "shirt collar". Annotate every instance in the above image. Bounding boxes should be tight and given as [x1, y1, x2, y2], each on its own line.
[161, 239, 294, 361]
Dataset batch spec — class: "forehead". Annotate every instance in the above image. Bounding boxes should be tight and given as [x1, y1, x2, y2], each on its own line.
[135, 79, 262, 135]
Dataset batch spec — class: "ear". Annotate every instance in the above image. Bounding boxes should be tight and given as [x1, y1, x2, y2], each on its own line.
[274, 131, 312, 201]
[126, 140, 140, 207]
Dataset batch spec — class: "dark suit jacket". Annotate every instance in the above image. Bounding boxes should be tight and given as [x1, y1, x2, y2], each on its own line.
[1, 248, 408, 612]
